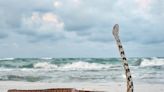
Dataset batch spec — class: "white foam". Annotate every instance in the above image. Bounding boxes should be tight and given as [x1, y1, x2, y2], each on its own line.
[0, 58, 14, 60]
[0, 68, 14, 71]
[33, 61, 111, 70]
[61, 61, 111, 70]
[140, 57, 164, 67]
[33, 62, 58, 69]
[40, 57, 52, 60]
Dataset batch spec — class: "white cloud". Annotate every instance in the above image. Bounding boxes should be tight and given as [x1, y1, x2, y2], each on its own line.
[136, 0, 152, 10]
[134, 0, 153, 20]
[54, 1, 63, 8]
[73, 0, 81, 5]
[16, 12, 66, 42]
[42, 13, 64, 29]
[22, 12, 64, 33]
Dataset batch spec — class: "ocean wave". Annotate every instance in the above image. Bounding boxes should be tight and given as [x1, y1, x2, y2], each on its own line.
[40, 57, 53, 60]
[140, 57, 164, 67]
[0, 58, 14, 60]
[61, 61, 112, 70]
[33, 61, 112, 70]
[0, 58, 164, 83]
[0, 62, 34, 68]
[34, 62, 58, 69]
[0, 75, 46, 82]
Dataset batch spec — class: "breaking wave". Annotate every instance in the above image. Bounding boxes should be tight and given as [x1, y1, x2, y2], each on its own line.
[140, 57, 164, 67]
[0, 57, 164, 83]
[61, 61, 112, 70]
[0, 57, 164, 69]
[0, 58, 14, 60]
[34, 62, 58, 69]
[33, 61, 112, 70]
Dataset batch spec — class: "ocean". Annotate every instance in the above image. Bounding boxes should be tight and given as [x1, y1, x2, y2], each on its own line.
[0, 57, 164, 84]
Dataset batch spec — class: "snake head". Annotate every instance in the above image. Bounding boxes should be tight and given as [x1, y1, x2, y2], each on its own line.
[112, 24, 119, 36]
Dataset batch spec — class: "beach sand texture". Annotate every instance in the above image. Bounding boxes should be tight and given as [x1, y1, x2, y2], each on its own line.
[0, 81, 164, 92]
[8, 88, 93, 92]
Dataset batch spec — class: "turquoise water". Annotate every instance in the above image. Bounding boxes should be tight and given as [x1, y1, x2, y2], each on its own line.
[0, 57, 164, 83]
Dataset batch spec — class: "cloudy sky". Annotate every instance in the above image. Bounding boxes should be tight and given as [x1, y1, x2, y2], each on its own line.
[0, 0, 164, 58]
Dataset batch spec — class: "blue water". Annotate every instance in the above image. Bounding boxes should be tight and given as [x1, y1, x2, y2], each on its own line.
[0, 57, 164, 84]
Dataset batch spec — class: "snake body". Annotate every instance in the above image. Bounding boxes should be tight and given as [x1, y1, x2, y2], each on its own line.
[112, 24, 134, 92]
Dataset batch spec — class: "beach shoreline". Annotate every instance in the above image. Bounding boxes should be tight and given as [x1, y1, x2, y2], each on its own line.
[0, 81, 164, 92]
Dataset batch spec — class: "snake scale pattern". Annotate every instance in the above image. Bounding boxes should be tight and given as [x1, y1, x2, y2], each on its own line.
[112, 24, 134, 92]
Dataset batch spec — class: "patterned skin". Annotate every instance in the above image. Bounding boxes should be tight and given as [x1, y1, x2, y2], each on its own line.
[112, 24, 134, 92]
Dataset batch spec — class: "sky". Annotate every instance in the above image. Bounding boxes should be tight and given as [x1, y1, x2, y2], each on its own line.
[0, 0, 164, 58]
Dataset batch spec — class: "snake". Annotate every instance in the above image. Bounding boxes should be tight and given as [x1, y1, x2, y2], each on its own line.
[112, 24, 134, 92]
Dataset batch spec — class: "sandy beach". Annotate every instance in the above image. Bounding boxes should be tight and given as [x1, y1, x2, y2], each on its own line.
[0, 81, 164, 92]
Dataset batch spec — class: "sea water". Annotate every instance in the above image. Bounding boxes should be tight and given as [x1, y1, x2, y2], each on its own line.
[0, 57, 164, 84]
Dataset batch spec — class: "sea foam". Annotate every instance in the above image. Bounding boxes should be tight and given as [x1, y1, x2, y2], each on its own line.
[0, 58, 164, 83]
[0, 58, 14, 60]
[34, 62, 58, 69]
[140, 57, 164, 67]
[33, 61, 112, 70]
[61, 61, 111, 70]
